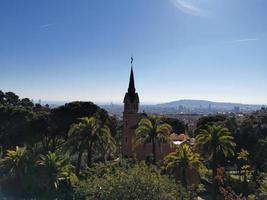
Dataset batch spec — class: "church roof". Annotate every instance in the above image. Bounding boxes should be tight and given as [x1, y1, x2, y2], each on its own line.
[170, 133, 190, 141]
[125, 66, 139, 102]
[128, 67, 136, 95]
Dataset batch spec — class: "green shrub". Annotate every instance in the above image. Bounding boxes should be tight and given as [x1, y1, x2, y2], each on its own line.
[0, 148, 74, 199]
[74, 160, 188, 200]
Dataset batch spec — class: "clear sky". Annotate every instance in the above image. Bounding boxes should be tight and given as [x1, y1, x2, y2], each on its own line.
[0, 0, 266, 105]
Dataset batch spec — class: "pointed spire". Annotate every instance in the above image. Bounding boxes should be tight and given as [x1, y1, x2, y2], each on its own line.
[128, 56, 136, 95]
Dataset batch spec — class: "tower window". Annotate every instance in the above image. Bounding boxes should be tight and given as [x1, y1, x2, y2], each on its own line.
[125, 137, 128, 144]
[125, 120, 128, 128]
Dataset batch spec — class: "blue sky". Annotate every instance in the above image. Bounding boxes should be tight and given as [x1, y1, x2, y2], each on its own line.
[0, 0, 266, 104]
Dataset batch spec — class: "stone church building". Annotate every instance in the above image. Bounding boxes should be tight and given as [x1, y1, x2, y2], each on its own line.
[121, 62, 176, 160]
[121, 61, 199, 185]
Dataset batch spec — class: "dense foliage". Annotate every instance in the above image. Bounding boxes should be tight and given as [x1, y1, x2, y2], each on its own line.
[164, 144, 205, 190]
[74, 161, 188, 200]
[0, 90, 267, 199]
[134, 115, 172, 163]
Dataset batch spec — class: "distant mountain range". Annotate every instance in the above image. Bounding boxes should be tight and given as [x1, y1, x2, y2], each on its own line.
[42, 99, 265, 112]
[157, 99, 265, 111]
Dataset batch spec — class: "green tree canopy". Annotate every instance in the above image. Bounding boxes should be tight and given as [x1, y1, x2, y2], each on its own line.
[164, 144, 204, 190]
[197, 115, 226, 128]
[196, 125, 236, 200]
[134, 115, 172, 164]
[161, 117, 186, 134]
[0, 146, 29, 178]
[65, 117, 116, 174]
[74, 161, 188, 200]
[0, 105, 36, 151]
[4, 92, 20, 106]
[49, 102, 116, 144]
[36, 151, 73, 192]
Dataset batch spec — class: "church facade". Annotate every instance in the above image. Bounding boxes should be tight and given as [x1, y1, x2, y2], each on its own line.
[121, 62, 173, 160]
[121, 65, 141, 157]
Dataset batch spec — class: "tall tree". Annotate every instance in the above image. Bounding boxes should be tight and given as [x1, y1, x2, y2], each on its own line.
[20, 98, 34, 108]
[161, 117, 186, 134]
[237, 149, 251, 195]
[196, 125, 236, 200]
[4, 92, 20, 106]
[0, 90, 5, 104]
[197, 115, 226, 128]
[65, 117, 115, 174]
[164, 144, 204, 190]
[134, 115, 172, 164]
[49, 102, 111, 151]
[0, 106, 35, 151]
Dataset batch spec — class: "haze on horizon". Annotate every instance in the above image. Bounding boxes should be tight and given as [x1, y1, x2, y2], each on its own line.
[0, 0, 266, 105]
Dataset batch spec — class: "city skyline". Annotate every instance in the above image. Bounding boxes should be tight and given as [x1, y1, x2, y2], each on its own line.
[0, 0, 266, 104]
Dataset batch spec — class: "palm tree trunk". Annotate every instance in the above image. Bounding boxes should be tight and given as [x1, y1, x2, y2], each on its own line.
[51, 135, 56, 152]
[212, 152, 217, 200]
[212, 165, 217, 200]
[182, 168, 188, 191]
[101, 146, 106, 163]
[241, 166, 242, 182]
[243, 173, 249, 196]
[152, 136, 156, 164]
[76, 148, 83, 175]
[41, 138, 47, 152]
[87, 141, 93, 167]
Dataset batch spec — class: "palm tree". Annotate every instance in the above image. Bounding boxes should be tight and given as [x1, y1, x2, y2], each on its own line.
[134, 115, 172, 164]
[237, 149, 251, 195]
[97, 130, 117, 163]
[164, 144, 204, 190]
[37, 151, 73, 191]
[66, 117, 115, 174]
[259, 178, 267, 199]
[0, 146, 29, 179]
[196, 125, 236, 200]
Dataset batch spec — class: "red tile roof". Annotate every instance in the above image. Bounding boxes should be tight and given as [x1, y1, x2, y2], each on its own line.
[170, 133, 190, 141]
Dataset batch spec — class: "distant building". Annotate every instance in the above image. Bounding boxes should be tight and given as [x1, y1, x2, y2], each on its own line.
[234, 106, 240, 113]
[178, 105, 184, 112]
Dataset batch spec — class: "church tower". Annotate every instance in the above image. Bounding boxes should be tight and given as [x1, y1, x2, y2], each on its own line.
[122, 58, 140, 157]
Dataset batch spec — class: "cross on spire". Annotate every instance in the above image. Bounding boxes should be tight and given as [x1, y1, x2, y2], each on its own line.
[128, 57, 136, 95]
[131, 55, 133, 65]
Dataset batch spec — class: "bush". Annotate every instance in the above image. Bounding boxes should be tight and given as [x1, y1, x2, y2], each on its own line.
[74, 160, 188, 200]
[0, 148, 74, 199]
